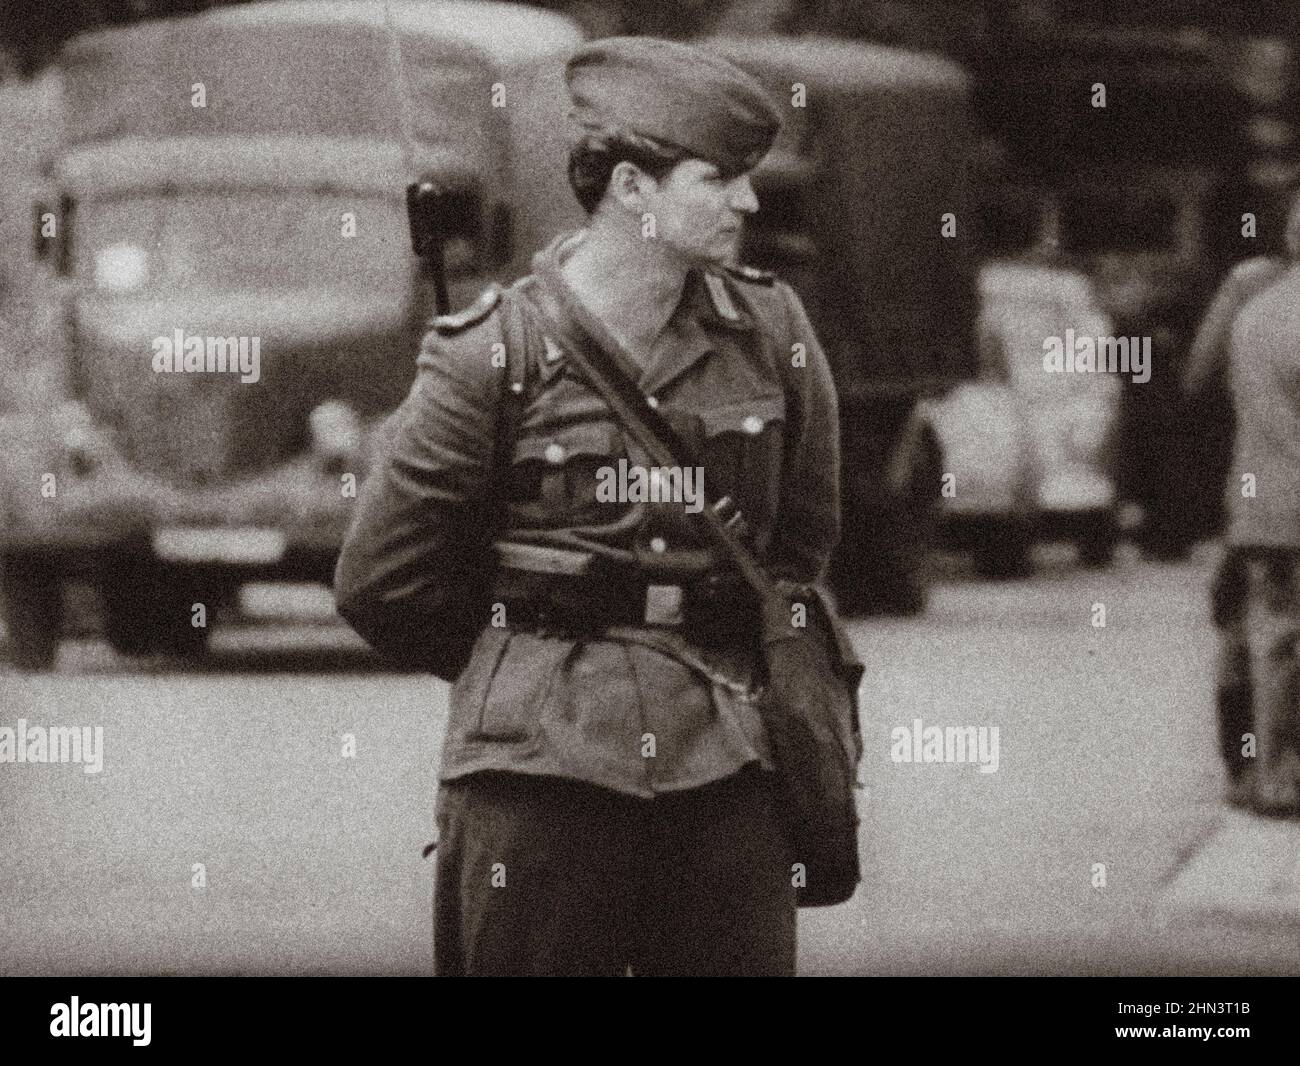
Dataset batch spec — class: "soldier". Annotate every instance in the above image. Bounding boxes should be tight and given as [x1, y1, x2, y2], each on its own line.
[335, 37, 843, 974]
[1185, 192, 1298, 812]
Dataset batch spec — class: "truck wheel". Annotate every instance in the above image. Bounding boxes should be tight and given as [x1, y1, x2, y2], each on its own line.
[105, 603, 212, 657]
[973, 519, 1034, 579]
[834, 487, 934, 616]
[102, 562, 212, 658]
[0, 554, 62, 671]
[889, 423, 943, 613]
[161, 603, 213, 658]
[103, 596, 158, 657]
[1077, 511, 1119, 568]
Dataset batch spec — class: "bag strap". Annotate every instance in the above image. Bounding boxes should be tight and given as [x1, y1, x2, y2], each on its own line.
[488, 285, 532, 500]
[527, 263, 778, 602]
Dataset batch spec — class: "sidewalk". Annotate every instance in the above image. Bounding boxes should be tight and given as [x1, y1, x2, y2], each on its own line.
[1158, 808, 1300, 925]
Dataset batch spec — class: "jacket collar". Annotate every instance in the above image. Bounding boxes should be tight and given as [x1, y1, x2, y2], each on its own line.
[530, 230, 754, 396]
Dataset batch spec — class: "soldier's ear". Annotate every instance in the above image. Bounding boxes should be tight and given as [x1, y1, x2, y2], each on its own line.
[607, 160, 654, 213]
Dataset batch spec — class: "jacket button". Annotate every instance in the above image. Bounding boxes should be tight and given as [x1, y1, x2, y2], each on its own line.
[742, 415, 764, 435]
[649, 536, 667, 553]
[646, 395, 659, 409]
[544, 443, 565, 464]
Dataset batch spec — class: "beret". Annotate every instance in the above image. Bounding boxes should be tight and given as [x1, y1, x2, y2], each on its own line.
[565, 36, 781, 176]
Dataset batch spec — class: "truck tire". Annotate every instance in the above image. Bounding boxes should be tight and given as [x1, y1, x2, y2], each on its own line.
[0, 554, 62, 671]
[832, 412, 939, 616]
[883, 420, 943, 614]
[1077, 510, 1119, 568]
[102, 558, 212, 658]
[973, 518, 1034, 579]
[104, 590, 212, 658]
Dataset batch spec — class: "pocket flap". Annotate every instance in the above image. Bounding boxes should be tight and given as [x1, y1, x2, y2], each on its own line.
[698, 395, 785, 437]
[514, 421, 621, 463]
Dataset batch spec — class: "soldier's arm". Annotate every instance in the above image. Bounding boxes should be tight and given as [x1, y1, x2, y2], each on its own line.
[1184, 258, 1282, 395]
[334, 313, 503, 673]
[767, 282, 841, 586]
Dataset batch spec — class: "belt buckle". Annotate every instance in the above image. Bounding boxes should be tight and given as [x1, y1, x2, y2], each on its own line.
[644, 584, 684, 626]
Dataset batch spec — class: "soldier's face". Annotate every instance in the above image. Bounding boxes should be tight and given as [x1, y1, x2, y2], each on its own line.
[641, 159, 759, 267]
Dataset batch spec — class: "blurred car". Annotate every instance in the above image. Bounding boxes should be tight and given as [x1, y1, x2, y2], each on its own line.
[929, 258, 1121, 575]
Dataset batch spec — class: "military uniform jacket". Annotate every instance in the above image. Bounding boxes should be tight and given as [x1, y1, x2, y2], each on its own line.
[336, 231, 842, 797]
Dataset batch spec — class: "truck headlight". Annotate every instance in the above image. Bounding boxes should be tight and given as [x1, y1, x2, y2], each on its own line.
[93, 243, 149, 292]
[51, 400, 106, 478]
[308, 401, 361, 470]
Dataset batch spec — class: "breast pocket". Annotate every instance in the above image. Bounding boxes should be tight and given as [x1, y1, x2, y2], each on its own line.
[510, 421, 629, 527]
[698, 395, 786, 528]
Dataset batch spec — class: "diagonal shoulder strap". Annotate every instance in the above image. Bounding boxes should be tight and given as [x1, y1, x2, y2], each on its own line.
[529, 266, 777, 602]
[489, 285, 532, 491]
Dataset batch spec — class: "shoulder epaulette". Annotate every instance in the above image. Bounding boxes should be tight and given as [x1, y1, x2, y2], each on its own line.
[723, 263, 776, 286]
[433, 285, 502, 335]
[1231, 256, 1285, 286]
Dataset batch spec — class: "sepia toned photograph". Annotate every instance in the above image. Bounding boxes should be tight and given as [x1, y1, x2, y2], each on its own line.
[1, 0, 1298, 1027]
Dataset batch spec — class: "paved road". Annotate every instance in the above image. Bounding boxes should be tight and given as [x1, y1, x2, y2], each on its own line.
[2, 549, 1298, 974]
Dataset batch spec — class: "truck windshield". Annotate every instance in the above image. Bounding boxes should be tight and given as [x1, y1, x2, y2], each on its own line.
[75, 191, 408, 293]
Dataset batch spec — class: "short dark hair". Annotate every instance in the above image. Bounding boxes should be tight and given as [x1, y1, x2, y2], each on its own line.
[566, 130, 691, 215]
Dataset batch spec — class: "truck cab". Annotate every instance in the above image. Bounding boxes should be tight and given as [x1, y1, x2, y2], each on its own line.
[1, 0, 583, 669]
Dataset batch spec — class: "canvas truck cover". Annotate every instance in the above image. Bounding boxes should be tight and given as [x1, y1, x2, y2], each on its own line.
[57, 0, 583, 268]
[705, 36, 978, 397]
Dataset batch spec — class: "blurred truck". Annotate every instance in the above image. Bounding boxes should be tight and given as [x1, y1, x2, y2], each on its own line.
[705, 35, 979, 614]
[0, 0, 584, 669]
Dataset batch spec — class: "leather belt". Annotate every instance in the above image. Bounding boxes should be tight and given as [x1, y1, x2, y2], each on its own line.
[494, 567, 759, 645]
[503, 585, 684, 629]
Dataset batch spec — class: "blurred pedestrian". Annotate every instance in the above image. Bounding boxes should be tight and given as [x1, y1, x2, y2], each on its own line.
[336, 37, 846, 973]
[1186, 190, 1300, 813]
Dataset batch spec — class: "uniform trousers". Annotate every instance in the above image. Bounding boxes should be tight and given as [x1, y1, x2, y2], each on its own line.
[1242, 551, 1300, 810]
[432, 765, 797, 975]
[1212, 547, 1254, 784]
